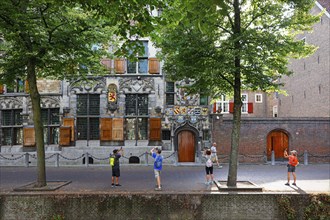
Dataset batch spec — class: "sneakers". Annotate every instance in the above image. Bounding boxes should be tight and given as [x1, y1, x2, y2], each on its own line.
[111, 183, 115, 188]
[205, 181, 213, 186]
[218, 165, 223, 169]
[115, 184, 122, 187]
[285, 182, 297, 186]
[155, 187, 162, 191]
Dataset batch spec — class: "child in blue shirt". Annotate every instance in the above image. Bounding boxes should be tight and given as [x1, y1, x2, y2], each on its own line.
[150, 147, 163, 191]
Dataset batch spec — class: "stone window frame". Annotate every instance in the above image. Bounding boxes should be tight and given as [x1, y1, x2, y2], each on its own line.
[241, 94, 248, 114]
[255, 94, 263, 103]
[127, 41, 149, 74]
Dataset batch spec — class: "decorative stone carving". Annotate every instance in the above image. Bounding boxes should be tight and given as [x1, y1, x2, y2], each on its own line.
[70, 77, 106, 94]
[119, 77, 154, 94]
[0, 97, 23, 109]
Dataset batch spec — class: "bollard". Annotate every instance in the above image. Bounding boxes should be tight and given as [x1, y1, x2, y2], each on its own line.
[271, 150, 275, 165]
[145, 152, 149, 166]
[174, 151, 178, 166]
[85, 152, 89, 167]
[263, 151, 267, 164]
[24, 153, 29, 167]
[304, 150, 308, 165]
[55, 153, 59, 167]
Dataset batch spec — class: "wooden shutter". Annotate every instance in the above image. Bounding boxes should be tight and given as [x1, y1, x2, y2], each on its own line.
[63, 118, 75, 141]
[148, 58, 160, 74]
[0, 84, 4, 94]
[100, 118, 112, 141]
[23, 127, 35, 147]
[112, 118, 124, 140]
[229, 102, 234, 113]
[149, 118, 161, 141]
[100, 58, 112, 70]
[248, 102, 253, 113]
[114, 58, 125, 74]
[59, 127, 71, 146]
[213, 103, 217, 113]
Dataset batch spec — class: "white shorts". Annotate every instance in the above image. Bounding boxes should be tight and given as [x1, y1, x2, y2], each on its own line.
[154, 169, 161, 178]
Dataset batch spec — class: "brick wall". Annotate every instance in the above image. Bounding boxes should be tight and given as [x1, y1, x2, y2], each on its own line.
[278, 5, 330, 117]
[213, 117, 330, 163]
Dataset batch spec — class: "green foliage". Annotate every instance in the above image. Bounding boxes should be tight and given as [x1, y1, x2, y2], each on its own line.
[0, 0, 164, 85]
[304, 194, 330, 220]
[52, 214, 64, 220]
[153, 0, 320, 99]
[277, 195, 297, 220]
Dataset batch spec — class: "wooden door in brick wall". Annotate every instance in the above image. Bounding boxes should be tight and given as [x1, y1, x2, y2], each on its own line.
[267, 130, 288, 160]
[178, 130, 195, 162]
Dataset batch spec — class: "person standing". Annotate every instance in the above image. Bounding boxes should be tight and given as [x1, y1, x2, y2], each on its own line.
[150, 147, 163, 191]
[210, 142, 222, 168]
[203, 148, 214, 185]
[110, 147, 123, 187]
[284, 149, 299, 186]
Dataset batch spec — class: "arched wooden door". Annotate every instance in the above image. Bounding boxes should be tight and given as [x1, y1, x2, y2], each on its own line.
[267, 130, 289, 160]
[178, 130, 195, 162]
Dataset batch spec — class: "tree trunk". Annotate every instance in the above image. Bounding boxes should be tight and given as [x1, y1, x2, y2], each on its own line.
[27, 58, 46, 187]
[227, 0, 242, 187]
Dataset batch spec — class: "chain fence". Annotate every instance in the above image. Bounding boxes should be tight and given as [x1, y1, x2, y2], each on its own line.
[0, 150, 329, 167]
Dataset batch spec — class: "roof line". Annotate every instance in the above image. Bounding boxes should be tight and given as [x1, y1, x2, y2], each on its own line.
[316, 1, 330, 18]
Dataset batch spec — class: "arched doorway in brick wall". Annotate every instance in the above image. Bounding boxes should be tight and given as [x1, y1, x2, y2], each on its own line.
[267, 129, 289, 161]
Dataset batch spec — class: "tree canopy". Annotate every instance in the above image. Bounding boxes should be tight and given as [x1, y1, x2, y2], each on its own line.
[0, 0, 163, 187]
[153, 0, 320, 185]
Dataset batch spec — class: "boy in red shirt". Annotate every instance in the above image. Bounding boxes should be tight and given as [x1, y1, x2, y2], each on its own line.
[284, 149, 299, 186]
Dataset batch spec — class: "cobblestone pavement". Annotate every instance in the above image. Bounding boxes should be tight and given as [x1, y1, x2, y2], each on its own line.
[0, 164, 329, 194]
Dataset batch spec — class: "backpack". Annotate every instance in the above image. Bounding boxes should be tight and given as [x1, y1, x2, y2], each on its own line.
[206, 157, 213, 167]
[109, 155, 115, 167]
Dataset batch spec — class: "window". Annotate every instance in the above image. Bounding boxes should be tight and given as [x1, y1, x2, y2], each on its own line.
[6, 79, 25, 93]
[41, 108, 60, 145]
[273, 105, 278, 117]
[1, 109, 23, 145]
[165, 82, 175, 105]
[76, 94, 100, 140]
[200, 95, 208, 106]
[215, 95, 229, 113]
[255, 94, 262, 103]
[127, 41, 148, 74]
[202, 130, 210, 141]
[241, 94, 248, 113]
[162, 130, 171, 140]
[125, 94, 148, 140]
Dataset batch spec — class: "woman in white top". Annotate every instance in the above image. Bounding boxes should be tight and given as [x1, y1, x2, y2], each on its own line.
[210, 142, 222, 168]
